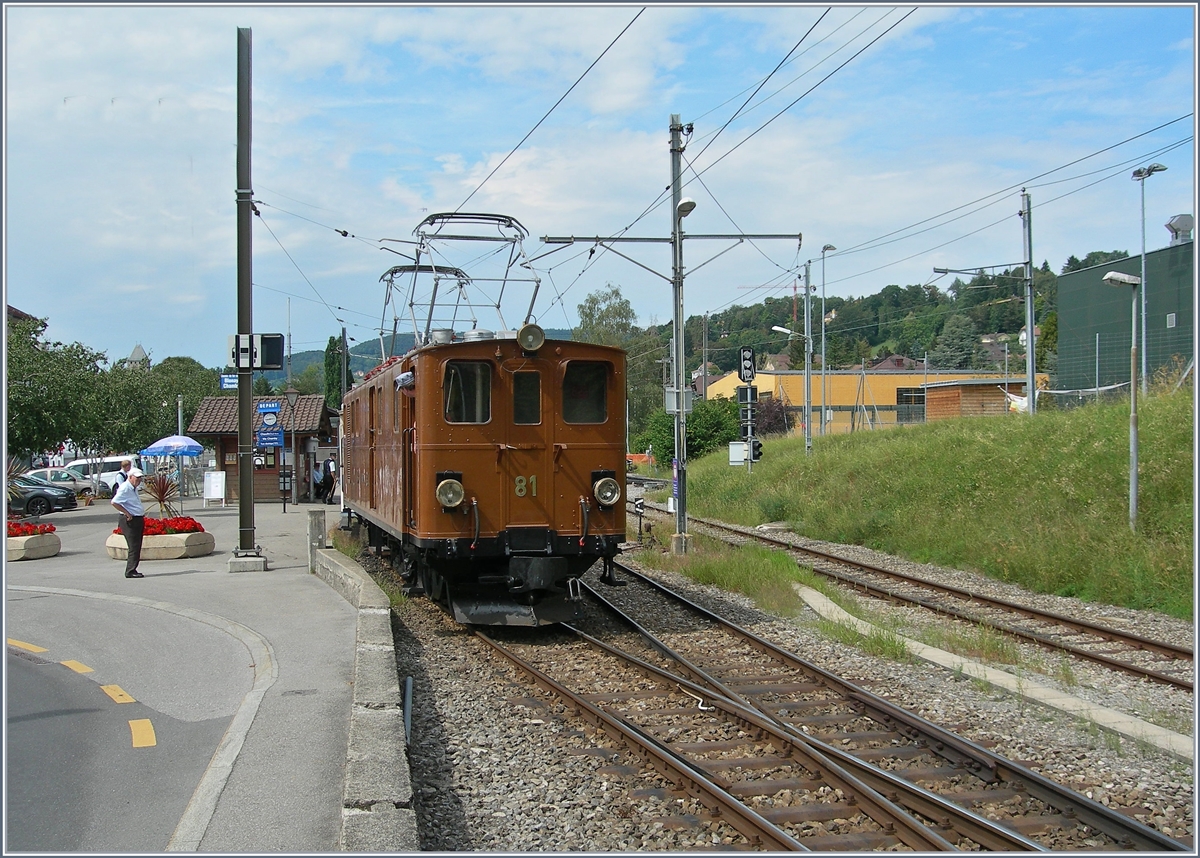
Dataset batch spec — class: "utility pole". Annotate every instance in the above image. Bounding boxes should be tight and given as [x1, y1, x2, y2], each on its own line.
[1021, 189, 1036, 414]
[701, 312, 708, 400]
[803, 261, 812, 456]
[668, 115, 690, 555]
[234, 26, 259, 560]
[541, 113, 801, 555]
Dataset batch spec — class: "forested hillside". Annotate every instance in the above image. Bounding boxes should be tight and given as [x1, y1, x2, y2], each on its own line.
[572, 249, 1128, 439]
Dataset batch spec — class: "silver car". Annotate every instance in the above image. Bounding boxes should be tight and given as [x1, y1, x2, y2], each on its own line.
[25, 467, 104, 497]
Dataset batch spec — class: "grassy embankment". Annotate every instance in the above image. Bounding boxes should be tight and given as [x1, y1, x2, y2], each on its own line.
[644, 382, 1193, 621]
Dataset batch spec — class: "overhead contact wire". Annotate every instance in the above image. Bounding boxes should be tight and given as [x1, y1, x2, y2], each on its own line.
[454, 7, 645, 213]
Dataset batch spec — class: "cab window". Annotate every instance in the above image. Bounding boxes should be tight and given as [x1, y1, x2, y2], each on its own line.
[513, 372, 540, 425]
[562, 361, 607, 424]
[444, 361, 491, 423]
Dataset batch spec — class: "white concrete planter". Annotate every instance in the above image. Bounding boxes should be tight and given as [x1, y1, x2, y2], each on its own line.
[7, 532, 62, 560]
[106, 531, 215, 560]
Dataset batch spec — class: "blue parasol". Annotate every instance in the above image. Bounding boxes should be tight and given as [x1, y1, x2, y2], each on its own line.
[140, 435, 204, 457]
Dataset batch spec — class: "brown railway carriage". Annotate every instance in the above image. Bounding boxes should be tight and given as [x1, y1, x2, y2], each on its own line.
[342, 326, 626, 626]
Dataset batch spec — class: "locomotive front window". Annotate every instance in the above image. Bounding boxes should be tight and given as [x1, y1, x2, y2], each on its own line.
[513, 371, 540, 424]
[562, 361, 607, 424]
[444, 361, 491, 423]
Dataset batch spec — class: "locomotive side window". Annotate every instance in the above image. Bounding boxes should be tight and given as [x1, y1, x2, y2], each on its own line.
[513, 371, 540, 424]
[444, 361, 491, 423]
[562, 361, 607, 424]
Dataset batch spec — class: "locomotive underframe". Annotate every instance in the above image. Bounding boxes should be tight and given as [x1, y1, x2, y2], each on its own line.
[356, 508, 623, 626]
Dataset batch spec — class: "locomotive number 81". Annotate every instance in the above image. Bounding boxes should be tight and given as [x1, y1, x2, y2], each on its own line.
[341, 322, 627, 626]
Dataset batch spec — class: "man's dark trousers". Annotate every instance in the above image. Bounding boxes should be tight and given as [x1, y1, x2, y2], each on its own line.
[119, 515, 146, 575]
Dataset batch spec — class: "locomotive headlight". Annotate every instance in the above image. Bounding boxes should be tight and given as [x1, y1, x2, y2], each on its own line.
[592, 476, 621, 507]
[435, 478, 465, 508]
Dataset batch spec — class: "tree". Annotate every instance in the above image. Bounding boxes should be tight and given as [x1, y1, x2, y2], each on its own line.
[145, 356, 221, 442]
[929, 314, 981, 369]
[575, 285, 663, 440]
[1062, 250, 1128, 274]
[575, 284, 637, 346]
[756, 395, 790, 436]
[293, 362, 324, 396]
[253, 373, 274, 395]
[631, 397, 739, 463]
[6, 315, 106, 457]
[324, 335, 352, 409]
[1036, 311, 1058, 373]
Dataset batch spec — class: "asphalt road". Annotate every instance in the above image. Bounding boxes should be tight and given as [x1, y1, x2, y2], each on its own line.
[5, 499, 357, 852]
[6, 589, 246, 851]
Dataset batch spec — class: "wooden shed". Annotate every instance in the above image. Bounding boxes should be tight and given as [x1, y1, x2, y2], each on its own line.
[922, 379, 1029, 421]
[187, 394, 338, 502]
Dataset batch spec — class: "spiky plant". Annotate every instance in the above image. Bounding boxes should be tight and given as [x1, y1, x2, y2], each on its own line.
[143, 473, 180, 518]
[7, 457, 28, 505]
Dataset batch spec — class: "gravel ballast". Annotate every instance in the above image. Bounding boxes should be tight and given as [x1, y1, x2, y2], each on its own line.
[371, 522, 1194, 851]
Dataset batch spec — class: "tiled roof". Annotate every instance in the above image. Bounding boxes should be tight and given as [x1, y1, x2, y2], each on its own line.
[188, 394, 334, 436]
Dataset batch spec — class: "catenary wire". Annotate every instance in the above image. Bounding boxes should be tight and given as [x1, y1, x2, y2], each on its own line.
[454, 8, 645, 213]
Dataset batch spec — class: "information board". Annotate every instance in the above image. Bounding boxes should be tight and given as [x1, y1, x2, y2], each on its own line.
[203, 471, 227, 508]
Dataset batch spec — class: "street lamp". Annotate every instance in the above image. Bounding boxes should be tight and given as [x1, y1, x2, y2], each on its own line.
[284, 385, 300, 506]
[1132, 163, 1166, 395]
[820, 244, 835, 436]
[1103, 270, 1140, 532]
[670, 176, 695, 555]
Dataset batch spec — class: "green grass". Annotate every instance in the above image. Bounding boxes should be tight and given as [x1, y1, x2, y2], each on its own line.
[636, 532, 810, 617]
[680, 383, 1193, 620]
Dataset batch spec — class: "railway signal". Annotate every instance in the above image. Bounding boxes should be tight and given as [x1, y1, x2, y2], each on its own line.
[750, 438, 764, 462]
[738, 346, 756, 383]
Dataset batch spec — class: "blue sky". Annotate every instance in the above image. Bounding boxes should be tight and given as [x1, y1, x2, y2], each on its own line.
[4, 4, 1195, 369]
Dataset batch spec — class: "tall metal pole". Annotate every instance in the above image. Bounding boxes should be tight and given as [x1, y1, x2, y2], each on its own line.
[820, 244, 834, 435]
[236, 27, 256, 552]
[803, 261, 812, 456]
[177, 394, 184, 506]
[339, 326, 348, 510]
[701, 312, 708, 400]
[1138, 177, 1151, 395]
[1021, 190, 1036, 415]
[669, 114, 689, 554]
[1128, 282, 1139, 531]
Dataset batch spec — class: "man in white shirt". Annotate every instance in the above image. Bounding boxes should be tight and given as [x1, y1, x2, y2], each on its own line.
[322, 453, 338, 505]
[111, 468, 147, 578]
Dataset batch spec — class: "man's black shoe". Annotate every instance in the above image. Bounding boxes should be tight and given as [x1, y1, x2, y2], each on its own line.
[125, 570, 144, 578]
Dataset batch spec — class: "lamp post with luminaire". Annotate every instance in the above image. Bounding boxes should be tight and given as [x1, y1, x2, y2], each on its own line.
[1132, 163, 1166, 395]
[1103, 271, 1140, 531]
[284, 385, 299, 506]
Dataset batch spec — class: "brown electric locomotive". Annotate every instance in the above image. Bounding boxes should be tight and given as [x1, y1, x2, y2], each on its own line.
[341, 322, 627, 626]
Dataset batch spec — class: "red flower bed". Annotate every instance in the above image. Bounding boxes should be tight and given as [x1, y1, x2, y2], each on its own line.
[8, 521, 57, 538]
[112, 516, 205, 536]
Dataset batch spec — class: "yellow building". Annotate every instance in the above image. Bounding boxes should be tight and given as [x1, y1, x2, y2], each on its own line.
[705, 368, 1049, 435]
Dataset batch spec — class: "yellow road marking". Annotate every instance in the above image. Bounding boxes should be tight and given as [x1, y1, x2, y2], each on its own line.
[61, 660, 93, 674]
[129, 719, 156, 748]
[7, 638, 48, 653]
[101, 684, 136, 704]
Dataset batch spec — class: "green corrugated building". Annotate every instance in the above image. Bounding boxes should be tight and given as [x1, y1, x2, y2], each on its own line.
[1056, 227, 1194, 393]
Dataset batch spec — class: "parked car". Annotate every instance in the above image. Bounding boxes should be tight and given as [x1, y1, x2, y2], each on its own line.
[65, 454, 143, 494]
[9, 474, 79, 517]
[25, 466, 104, 497]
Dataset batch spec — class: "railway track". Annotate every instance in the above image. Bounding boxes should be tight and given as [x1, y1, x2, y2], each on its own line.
[630, 500, 1193, 691]
[476, 624, 1043, 850]
[564, 563, 1189, 851]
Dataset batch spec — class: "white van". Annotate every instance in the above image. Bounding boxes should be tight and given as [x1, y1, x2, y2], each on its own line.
[66, 454, 144, 493]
